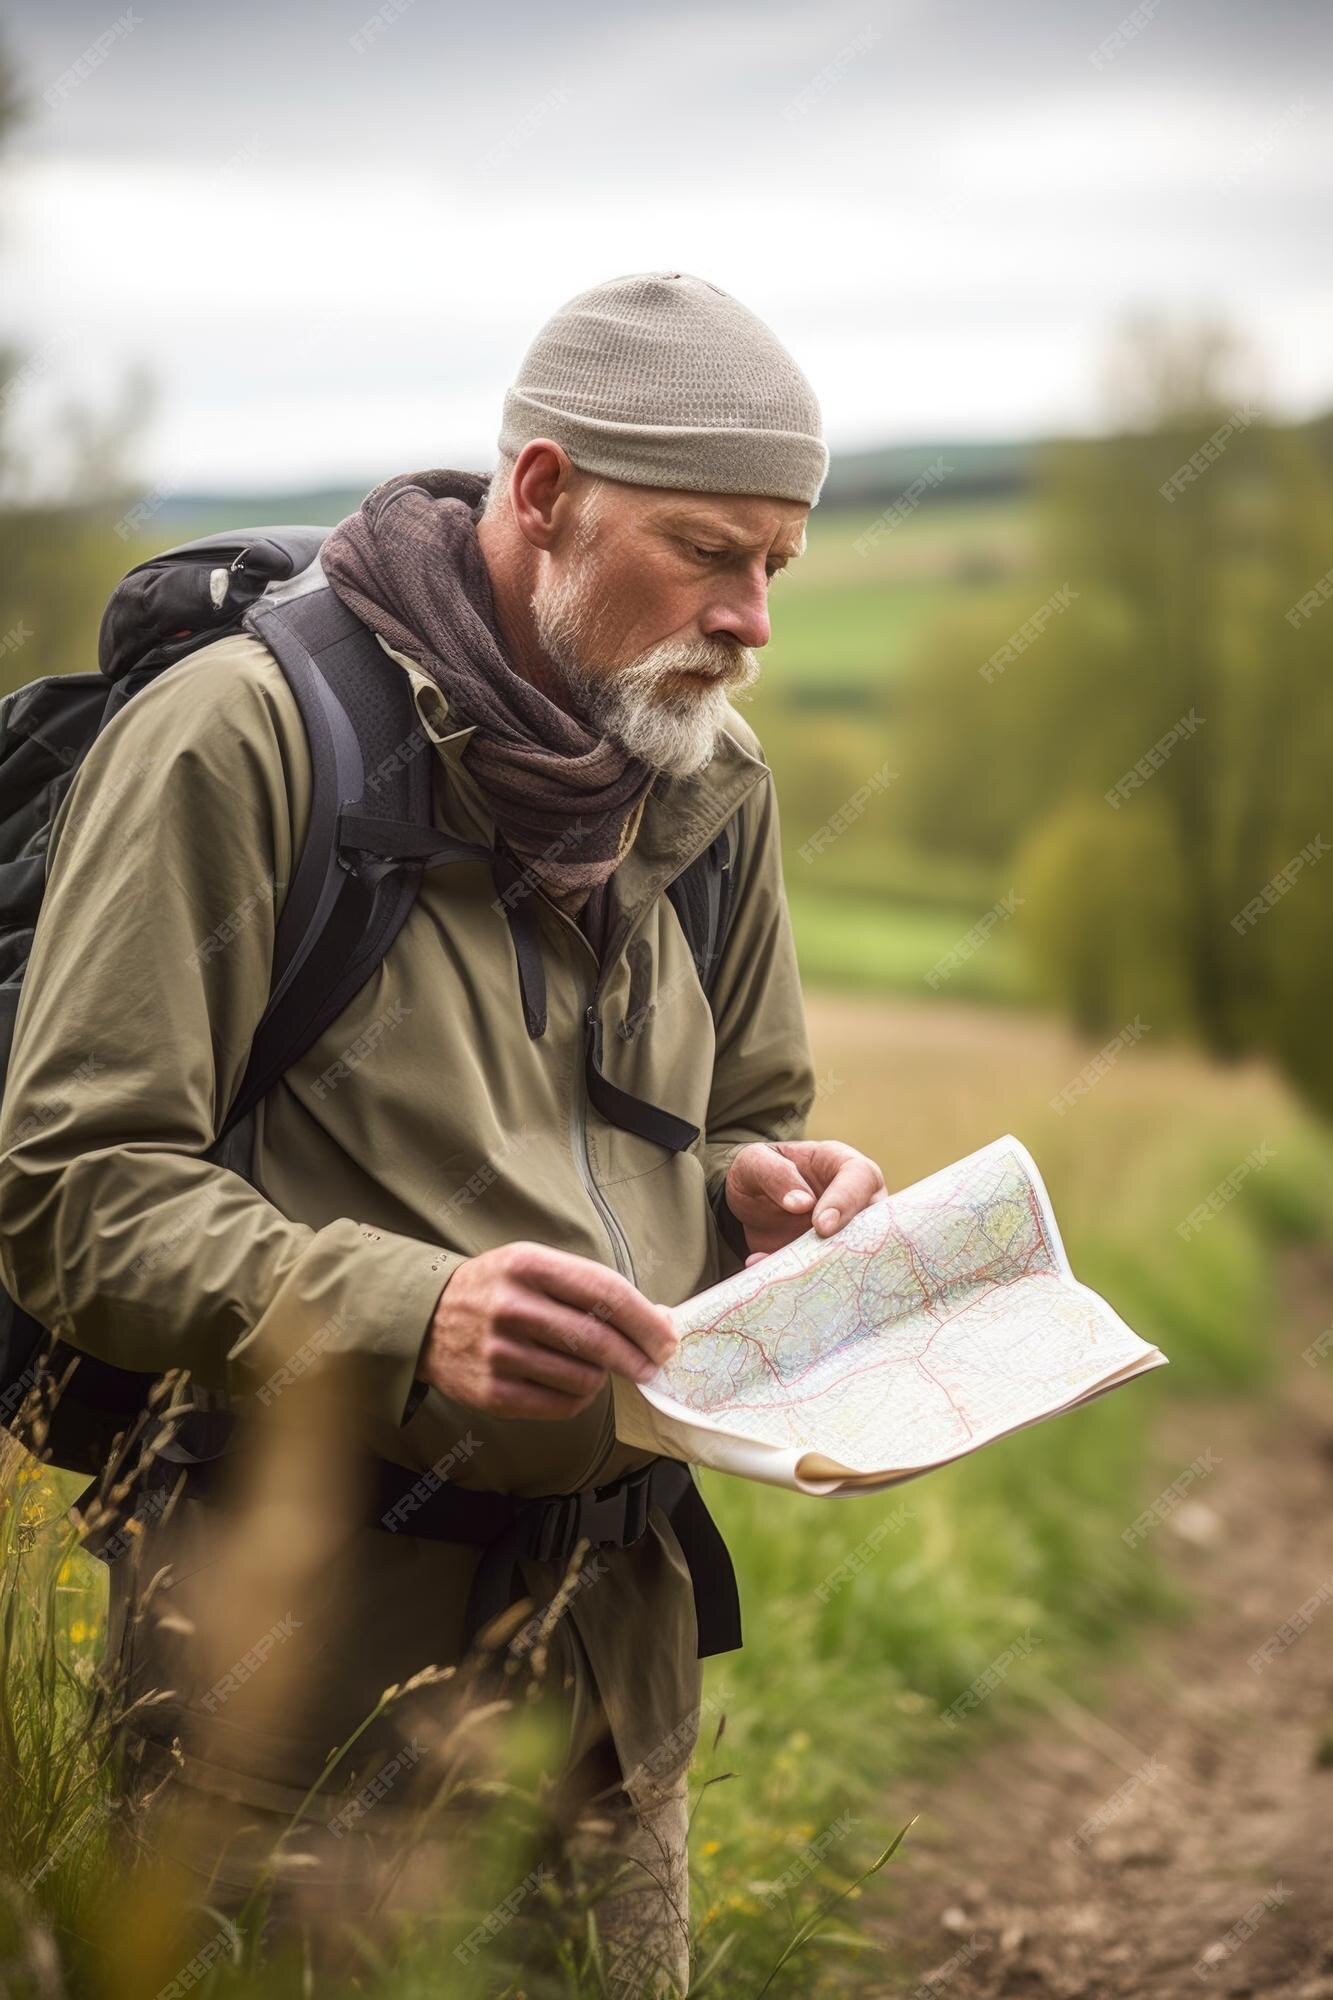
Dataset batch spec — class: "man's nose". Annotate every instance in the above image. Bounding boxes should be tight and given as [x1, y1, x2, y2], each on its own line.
[702, 573, 771, 652]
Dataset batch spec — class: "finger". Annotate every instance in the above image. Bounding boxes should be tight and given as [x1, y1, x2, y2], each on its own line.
[807, 1150, 886, 1234]
[516, 1249, 678, 1365]
[743, 1142, 816, 1210]
[490, 1336, 608, 1401]
[509, 1296, 668, 1385]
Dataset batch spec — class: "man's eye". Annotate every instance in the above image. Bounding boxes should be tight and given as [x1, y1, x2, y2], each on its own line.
[692, 545, 726, 561]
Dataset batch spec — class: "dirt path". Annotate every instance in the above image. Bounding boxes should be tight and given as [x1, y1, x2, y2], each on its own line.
[868, 1245, 1333, 2000]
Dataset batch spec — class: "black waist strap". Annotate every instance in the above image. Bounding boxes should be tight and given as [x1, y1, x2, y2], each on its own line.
[111, 1448, 741, 1661]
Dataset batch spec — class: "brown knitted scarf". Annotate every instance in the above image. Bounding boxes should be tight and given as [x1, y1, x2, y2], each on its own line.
[321, 468, 656, 934]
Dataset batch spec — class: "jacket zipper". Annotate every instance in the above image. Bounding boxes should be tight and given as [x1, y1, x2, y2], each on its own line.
[520, 790, 763, 1291]
[571, 995, 638, 1287]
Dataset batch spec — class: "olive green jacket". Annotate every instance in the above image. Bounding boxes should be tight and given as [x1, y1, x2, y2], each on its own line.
[0, 619, 816, 1812]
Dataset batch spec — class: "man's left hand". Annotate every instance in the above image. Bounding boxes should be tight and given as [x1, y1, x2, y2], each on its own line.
[722, 1140, 888, 1267]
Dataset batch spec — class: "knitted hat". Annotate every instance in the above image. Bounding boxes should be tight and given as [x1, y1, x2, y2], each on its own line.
[498, 271, 828, 507]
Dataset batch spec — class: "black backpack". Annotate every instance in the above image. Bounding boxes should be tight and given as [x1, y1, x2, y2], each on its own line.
[0, 526, 743, 1481]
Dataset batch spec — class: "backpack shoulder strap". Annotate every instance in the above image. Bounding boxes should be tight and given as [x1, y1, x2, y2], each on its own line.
[215, 582, 433, 1141]
[665, 810, 743, 1006]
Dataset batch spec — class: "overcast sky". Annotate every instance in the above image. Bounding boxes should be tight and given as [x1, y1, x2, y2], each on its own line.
[2, 0, 1330, 494]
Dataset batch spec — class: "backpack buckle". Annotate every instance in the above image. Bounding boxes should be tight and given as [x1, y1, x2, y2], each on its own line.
[529, 1463, 656, 1564]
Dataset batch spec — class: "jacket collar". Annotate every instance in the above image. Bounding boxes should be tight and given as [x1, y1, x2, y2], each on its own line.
[377, 633, 770, 967]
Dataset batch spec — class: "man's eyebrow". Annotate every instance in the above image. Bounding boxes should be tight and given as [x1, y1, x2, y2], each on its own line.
[655, 510, 807, 557]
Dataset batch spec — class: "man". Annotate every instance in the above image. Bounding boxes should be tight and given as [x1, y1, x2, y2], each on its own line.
[0, 272, 887, 1993]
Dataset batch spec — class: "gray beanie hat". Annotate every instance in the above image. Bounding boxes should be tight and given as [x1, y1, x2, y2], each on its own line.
[498, 271, 828, 507]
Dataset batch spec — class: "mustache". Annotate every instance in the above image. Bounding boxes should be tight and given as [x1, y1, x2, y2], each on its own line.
[623, 636, 759, 688]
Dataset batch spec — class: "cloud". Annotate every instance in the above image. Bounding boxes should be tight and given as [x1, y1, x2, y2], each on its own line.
[1, 0, 1329, 487]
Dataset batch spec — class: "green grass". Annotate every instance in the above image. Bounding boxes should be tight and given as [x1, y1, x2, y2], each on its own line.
[756, 495, 1036, 709]
[788, 886, 1037, 1005]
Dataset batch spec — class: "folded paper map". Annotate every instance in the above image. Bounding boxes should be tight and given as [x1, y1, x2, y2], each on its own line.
[613, 1135, 1167, 1494]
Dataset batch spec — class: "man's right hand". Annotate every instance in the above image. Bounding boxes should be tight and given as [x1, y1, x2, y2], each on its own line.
[415, 1240, 679, 1421]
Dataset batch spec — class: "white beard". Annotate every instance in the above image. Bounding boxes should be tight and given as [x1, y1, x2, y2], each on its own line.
[530, 531, 761, 780]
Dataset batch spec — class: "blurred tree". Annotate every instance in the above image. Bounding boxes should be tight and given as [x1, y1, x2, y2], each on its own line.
[892, 316, 1333, 1114]
[1015, 794, 1194, 1039]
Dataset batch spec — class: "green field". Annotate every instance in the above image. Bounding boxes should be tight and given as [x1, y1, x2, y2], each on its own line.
[749, 494, 1043, 1008]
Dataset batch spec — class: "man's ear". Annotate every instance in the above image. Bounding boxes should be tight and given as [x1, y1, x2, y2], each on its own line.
[508, 440, 582, 553]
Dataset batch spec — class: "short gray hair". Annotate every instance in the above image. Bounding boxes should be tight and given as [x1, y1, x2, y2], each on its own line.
[480, 450, 518, 521]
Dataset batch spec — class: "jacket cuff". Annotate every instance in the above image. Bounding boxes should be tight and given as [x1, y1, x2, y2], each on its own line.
[229, 1225, 469, 1435]
[368, 1234, 468, 1431]
[707, 1168, 751, 1265]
